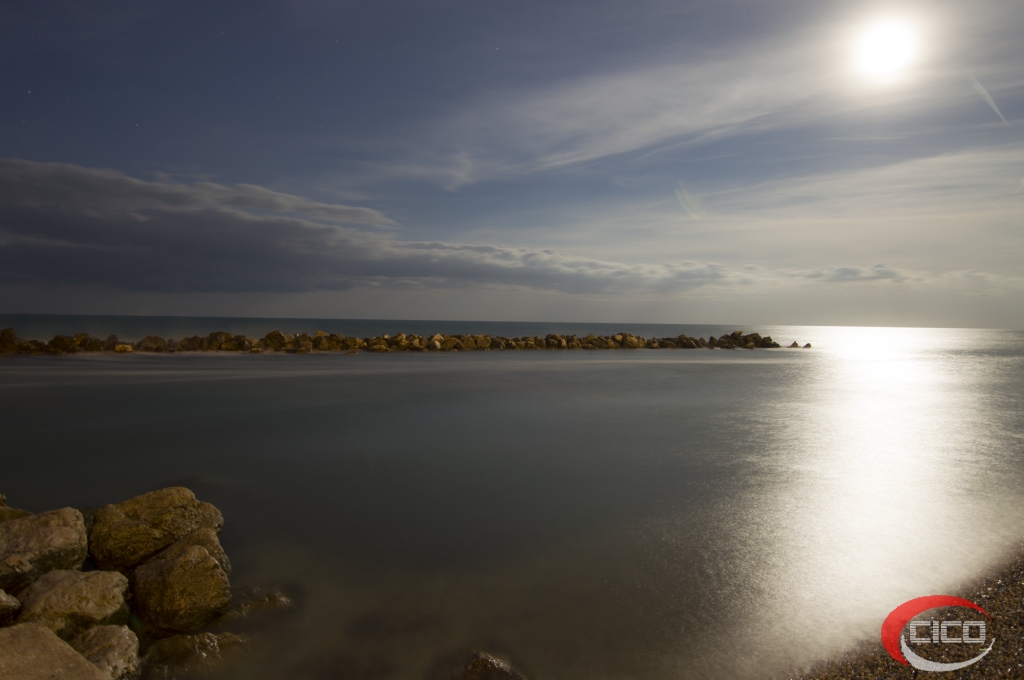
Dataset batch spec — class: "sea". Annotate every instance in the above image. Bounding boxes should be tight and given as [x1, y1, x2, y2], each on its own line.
[2, 314, 1023, 680]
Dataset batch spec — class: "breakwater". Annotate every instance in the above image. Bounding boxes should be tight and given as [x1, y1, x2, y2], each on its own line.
[0, 327, 810, 355]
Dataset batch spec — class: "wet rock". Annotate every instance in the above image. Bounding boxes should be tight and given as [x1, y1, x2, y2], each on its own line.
[0, 327, 17, 353]
[0, 623, 109, 680]
[0, 508, 88, 592]
[0, 494, 32, 523]
[745, 342, 755, 349]
[69, 625, 140, 680]
[131, 545, 231, 634]
[151, 528, 231, 576]
[89, 487, 219, 572]
[262, 330, 287, 350]
[137, 336, 166, 352]
[461, 652, 527, 680]
[16, 569, 130, 640]
[141, 631, 248, 679]
[213, 586, 293, 626]
[104, 335, 121, 351]
[803, 343, 812, 348]
[47, 335, 79, 353]
[789, 341, 800, 348]
[0, 589, 20, 625]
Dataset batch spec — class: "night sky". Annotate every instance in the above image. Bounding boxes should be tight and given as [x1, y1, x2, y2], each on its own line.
[2, 0, 1022, 326]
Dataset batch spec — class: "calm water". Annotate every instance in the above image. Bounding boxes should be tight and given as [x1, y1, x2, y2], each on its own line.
[2, 318, 1023, 679]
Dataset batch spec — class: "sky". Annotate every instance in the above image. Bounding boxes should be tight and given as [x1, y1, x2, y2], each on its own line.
[1, 0, 1022, 327]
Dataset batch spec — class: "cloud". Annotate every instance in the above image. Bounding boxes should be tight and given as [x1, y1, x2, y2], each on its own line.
[0, 159, 738, 294]
[3, 158, 968, 298]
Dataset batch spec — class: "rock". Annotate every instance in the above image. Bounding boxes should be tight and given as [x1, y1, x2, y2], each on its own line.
[0, 508, 88, 592]
[0, 327, 17, 353]
[0, 589, 20, 625]
[131, 545, 231, 634]
[47, 335, 79, 353]
[114, 344, 133, 353]
[151, 528, 231, 576]
[0, 494, 32, 523]
[441, 337, 461, 351]
[790, 341, 800, 348]
[203, 332, 233, 350]
[804, 343, 812, 348]
[136, 336, 166, 352]
[461, 652, 527, 680]
[89, 487, 220, 572]
[196, 502, 223, 535]
[141, 631, 247, 679]
[213, 586, 293, 626]
[16, 570, 129, 640]
[0, 623, 109, 680]
[745, 342, 755, 349]
[69, 625, 140, 680]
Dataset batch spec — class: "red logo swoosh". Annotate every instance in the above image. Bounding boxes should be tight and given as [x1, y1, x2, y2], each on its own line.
[881, 595, 991, 665]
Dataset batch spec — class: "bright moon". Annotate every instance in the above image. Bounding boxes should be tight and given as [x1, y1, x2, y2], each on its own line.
[854, 19, 918, 81]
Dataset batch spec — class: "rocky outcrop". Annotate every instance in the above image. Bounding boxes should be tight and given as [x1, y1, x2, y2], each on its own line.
[1, 327, 807, 356]
[89, 487, 221, 572]
[0, 589, 20, 626]
[141, 631, 248, 679]
[0, 623, 109, 680]
[461, 652, 528, 680]
[131, 545, 232, 635]
[15, 570, 130, 640]
[0, 508, 88, 592]
[69, 625, 141, 680]
[0, 494, 32, 523]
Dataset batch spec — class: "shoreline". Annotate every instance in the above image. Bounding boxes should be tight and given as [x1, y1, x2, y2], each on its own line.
[794, 543, 1024, 679]
[1, 327, 811, 356]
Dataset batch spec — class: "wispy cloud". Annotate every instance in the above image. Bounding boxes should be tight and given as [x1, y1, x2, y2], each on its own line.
[4, 159, 990, 296]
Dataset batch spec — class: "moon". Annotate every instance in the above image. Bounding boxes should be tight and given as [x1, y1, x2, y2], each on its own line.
[854, 18, 919, 81]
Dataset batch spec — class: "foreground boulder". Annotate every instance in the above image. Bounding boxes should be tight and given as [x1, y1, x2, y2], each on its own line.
[89, 487, 223, 572]
[141, 631, 248, 679]
[151, 527, 231, 576]
[69, 625, 141, 680]
[15, 569, 130, 640]
[0, 494, 32, 523]
[0, 589, 20, 625]
[461, 652, 528, 680]
[131, 545, 232, 634]
[0, 623, 109, 680]
[0, 508, 88, 592]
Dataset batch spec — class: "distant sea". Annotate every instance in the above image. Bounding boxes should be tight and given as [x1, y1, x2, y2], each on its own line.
[2, 315, 1023, 679]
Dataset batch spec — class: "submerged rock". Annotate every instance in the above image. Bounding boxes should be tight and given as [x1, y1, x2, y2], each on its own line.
[131, 545, 232, 635]
[0, 494, 32, 523]
[0, 589, 20, 626]
[69, 625, 141, 680]
[0, 623, 109, 680]
[141, 631, 248, 679]
[461, 652, 527, 680]
[89, 487, 220, 572]
[0, 508, 88, 592]
[15, 569, 130, 640]
[212, 586, 293, 626]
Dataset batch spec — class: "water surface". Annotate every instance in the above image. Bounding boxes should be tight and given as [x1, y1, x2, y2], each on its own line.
[2, 322, 1022, 679]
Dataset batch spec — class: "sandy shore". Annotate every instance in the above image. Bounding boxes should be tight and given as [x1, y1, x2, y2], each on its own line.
[793, 543, 1024, 679]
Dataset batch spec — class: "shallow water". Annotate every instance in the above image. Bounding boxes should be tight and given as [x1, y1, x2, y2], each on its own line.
[2, 321, 1023, 679]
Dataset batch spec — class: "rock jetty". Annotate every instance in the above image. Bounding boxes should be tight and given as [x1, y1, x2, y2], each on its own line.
[0, 327, 812, 356]
[0, 489, 292, 680]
